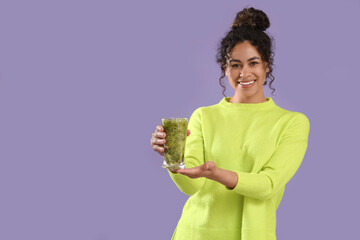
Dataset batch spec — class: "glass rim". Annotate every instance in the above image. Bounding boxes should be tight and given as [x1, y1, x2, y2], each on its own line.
[162, 117, 188, 120]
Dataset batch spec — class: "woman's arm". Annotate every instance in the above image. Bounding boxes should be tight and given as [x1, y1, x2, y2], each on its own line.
[175, 161, 238, 189]
[167, 108, 206, 196]
[211, 167, 238, 189]
[176, 113, 310, 200]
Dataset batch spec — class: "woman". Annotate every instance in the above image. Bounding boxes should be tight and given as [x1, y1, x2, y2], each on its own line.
[150, 7, 310, 240]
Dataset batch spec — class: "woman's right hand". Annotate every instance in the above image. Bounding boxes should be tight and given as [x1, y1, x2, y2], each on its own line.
[150, 125, 191, 156]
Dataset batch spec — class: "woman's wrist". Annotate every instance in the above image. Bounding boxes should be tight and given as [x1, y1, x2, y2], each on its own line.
[209, 167, 238, 189]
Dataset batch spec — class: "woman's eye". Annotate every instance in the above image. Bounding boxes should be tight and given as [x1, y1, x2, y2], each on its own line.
[232, 64, 241, 68]
[250, 62, 258, 66]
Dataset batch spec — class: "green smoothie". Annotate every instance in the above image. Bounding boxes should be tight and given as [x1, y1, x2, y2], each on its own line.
[161, 118, 188, 170]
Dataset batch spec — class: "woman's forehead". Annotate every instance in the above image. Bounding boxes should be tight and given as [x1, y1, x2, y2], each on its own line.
[230, 42, 261, 60]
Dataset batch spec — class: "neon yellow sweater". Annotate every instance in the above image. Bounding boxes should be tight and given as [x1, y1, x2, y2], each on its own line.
[167, 97, 310, 240]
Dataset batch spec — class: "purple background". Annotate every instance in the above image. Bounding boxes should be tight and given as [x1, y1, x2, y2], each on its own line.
[0, 0, 359, 239]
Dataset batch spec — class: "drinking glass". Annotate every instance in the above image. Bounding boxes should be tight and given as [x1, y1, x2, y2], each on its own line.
[161, 118, 188, 170]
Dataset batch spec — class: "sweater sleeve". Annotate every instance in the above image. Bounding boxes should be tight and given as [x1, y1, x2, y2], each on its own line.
[227, 113, 310, 201]
[167, 108, 206, 196]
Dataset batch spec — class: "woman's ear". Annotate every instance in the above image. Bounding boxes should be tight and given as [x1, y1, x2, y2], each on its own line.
[265, 63, 270, 73]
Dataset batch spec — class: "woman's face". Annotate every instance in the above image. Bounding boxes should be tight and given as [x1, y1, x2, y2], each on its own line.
[224, 41, 269, 102]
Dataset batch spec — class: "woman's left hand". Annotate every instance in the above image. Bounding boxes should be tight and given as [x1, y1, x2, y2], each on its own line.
[175, 161, 217, 179]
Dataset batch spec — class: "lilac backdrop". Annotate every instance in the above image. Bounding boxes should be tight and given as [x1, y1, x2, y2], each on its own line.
[0, 0, 359, 239]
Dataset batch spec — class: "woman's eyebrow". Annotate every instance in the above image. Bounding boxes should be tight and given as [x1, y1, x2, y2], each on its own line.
[247, 56, 260, 61]
[229, 56, 260, 63]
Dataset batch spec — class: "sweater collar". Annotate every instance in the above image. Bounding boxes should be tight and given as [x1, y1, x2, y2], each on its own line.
[219, 97, 276, 111]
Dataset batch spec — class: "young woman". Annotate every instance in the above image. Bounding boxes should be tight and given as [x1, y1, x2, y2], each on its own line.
[150, 7, 310, 240]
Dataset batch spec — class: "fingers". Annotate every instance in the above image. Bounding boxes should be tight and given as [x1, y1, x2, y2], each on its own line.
[156, 125, 163, 132]
[151, 142, 165, 156]
[154, 146, 165, 156]
[177, 162, 216, 178]
[151, 125, 190, 157]
[151, 139, 165, 154]
[176, 167, 199, 179]
[155, 125, 166, 137]
[153, 125, 166, 141]
[151, 135, 165, 145]
[151, 125, 166, 156]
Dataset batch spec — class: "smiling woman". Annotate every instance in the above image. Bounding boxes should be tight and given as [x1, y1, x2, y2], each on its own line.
[150, 7, 310, 240]
[225, 41, 270, 103]
[216, 7, 275, 101]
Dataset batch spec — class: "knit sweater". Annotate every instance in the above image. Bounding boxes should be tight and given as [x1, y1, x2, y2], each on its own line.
[167, 97, 310, 240]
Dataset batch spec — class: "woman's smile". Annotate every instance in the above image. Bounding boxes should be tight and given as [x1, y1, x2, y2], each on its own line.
[237, 80, 256, 88]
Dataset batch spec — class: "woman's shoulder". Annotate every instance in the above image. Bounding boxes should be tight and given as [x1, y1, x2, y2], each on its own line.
[189, 100, 222, 114]
[273, 104, 309, 121]
[271, 105, 310, 130]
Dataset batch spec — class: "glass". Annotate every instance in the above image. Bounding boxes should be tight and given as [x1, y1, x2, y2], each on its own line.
[161, 118, 188, 170]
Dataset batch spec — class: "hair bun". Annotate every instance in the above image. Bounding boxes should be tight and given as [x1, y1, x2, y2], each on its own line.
[231, 7, 270, 31]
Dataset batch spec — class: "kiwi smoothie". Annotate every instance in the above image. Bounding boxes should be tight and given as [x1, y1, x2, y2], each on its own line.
[161, 118, 188, 170]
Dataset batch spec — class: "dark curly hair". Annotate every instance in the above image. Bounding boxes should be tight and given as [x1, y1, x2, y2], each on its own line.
[216, 7, 276, 97]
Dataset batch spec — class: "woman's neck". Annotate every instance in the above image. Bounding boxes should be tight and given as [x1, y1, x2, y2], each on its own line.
[228, 94, 267, 104]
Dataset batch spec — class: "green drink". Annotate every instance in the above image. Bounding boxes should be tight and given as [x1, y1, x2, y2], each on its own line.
[161, 118, 188, 170]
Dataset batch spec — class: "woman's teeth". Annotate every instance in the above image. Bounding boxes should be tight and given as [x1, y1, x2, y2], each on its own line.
[239, 80, 255, 86]
[239, 80, 256, 88]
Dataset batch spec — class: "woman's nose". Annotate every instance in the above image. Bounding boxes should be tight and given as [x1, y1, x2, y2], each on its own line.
[240, 67, 250, 78]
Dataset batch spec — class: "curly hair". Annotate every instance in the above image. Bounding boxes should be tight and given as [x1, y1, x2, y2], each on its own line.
[216, 7, 276, 97]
